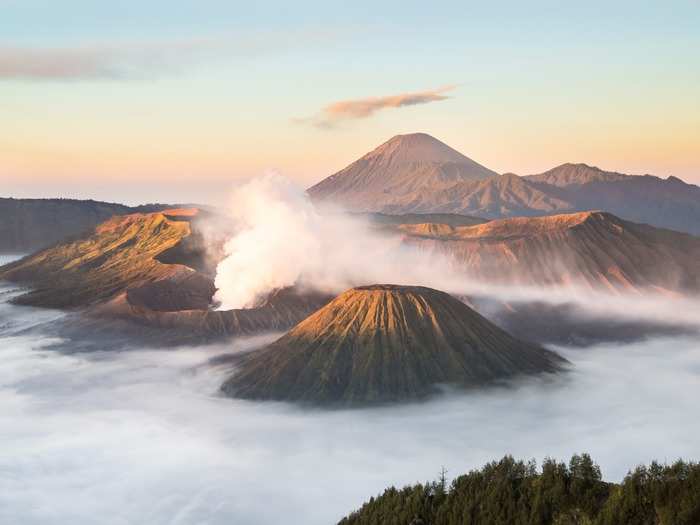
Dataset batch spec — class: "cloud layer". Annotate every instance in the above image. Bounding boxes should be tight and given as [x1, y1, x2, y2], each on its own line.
[300, 85, 455, 128]
[0, 40, 216, 80]
[0, 46, 118, 80]
[1, 277, 699, 525]
[0, 32, 331, 81]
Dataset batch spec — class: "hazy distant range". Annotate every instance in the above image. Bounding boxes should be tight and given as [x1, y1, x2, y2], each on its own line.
[2, 131, 700, 254]
[308, 133, 700, 236]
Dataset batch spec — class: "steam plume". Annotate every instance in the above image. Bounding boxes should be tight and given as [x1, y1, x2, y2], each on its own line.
[213, 174, 460, 309]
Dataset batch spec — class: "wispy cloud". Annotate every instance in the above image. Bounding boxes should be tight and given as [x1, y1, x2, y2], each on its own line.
[298, 85, 456, 128]
[0, 32, 334, 81]
[0, 39, 224, 80]
[0, 46, 117, 80]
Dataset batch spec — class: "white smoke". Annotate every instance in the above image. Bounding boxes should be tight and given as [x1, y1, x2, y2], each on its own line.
[212, 173, 700, 317]
[213, 173, 461, 309]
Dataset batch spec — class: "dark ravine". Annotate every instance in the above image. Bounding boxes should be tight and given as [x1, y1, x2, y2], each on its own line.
[94, 286, 332, 341]
[361, 211, 488, 228]
[221, 284, 567, 405]
[472, 296, 700, 348]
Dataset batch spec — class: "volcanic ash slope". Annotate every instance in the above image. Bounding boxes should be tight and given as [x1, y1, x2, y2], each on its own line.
[221, 285, 567, 405]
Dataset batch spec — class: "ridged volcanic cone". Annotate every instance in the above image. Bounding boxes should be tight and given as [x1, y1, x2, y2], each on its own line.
[222, 284, 567, 405]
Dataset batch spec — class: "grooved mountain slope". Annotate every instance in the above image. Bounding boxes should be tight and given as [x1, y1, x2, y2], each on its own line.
[0, 209, 209, 309]
[0, 210, 329, 339]
[400, 211, 700, 293]
[308, 133, 497, 212]
[222, 285, 566, 405]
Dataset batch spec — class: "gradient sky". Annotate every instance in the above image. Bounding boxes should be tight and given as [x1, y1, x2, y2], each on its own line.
[2, 0, 699, 205]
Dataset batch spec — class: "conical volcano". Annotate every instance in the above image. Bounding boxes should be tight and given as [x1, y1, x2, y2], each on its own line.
[307, 133, 497, 213]
[221, 285, 567, 405]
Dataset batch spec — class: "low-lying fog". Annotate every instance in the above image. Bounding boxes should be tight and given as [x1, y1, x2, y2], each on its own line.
[2, 276, 700, 525]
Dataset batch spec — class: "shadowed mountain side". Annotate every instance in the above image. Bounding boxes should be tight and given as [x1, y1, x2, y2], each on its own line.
[0, 209, 332, 340]
[91, 287, 332, 341]
[222, 285, 566, 405]
[41, 288, 331, 349]
[0, 197, 190, 253]
[413, 172, 571, 218]
[359, 211, 488, 227]
[527, 165, 700, 235]
[399, 211, 700, 294]
[469, 297, 700, 347]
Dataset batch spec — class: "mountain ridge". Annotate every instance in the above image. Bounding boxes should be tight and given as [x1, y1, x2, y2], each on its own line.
[399, 211, 700, 294]
[0, 197, 187, 253]
[0, 210, 330, 340]
[308, 134, 700, 235]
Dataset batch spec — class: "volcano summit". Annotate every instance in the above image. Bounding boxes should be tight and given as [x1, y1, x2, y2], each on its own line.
[222, 284, 567, 405]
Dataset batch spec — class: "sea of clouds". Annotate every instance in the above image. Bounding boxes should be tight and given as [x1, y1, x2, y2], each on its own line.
[3, 193, 700, 525]
[1, 274, 700, 524]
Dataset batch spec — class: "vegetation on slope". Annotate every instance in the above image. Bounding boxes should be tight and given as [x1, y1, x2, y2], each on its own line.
[338, 454, 700, 525]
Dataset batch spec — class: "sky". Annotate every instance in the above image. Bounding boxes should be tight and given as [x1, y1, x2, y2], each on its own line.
[1, 0, 699, 205]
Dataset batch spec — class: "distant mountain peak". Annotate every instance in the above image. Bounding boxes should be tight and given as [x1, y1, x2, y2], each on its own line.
[558, 162, 603, 171]
[364, 132, 482, 166]
[308, 133, 497, 211]
[526, 163, 628, 187]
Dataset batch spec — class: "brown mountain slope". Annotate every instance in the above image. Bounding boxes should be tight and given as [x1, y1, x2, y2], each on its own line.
[308, 133, 497, 212]
[0, 210, 330, 339]
[400, 211, 700, 294]
[361, 211, 488, 227]
[0, 209, 212, 309]
[221, 285, 566, 405]
[91, 286, 331, 341]
[422, 173, 571, 217]
[526, 163, 629, 187]
[307, 135, 700, 235]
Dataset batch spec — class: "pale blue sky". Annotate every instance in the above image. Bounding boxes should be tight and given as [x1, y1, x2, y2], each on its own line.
[2, 1, 699, 204]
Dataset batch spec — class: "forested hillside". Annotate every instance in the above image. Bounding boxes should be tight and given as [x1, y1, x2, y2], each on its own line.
[338, 454, 700, 525]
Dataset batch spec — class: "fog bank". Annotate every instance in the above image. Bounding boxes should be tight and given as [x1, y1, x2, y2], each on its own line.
[1, 288, 699, 525]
